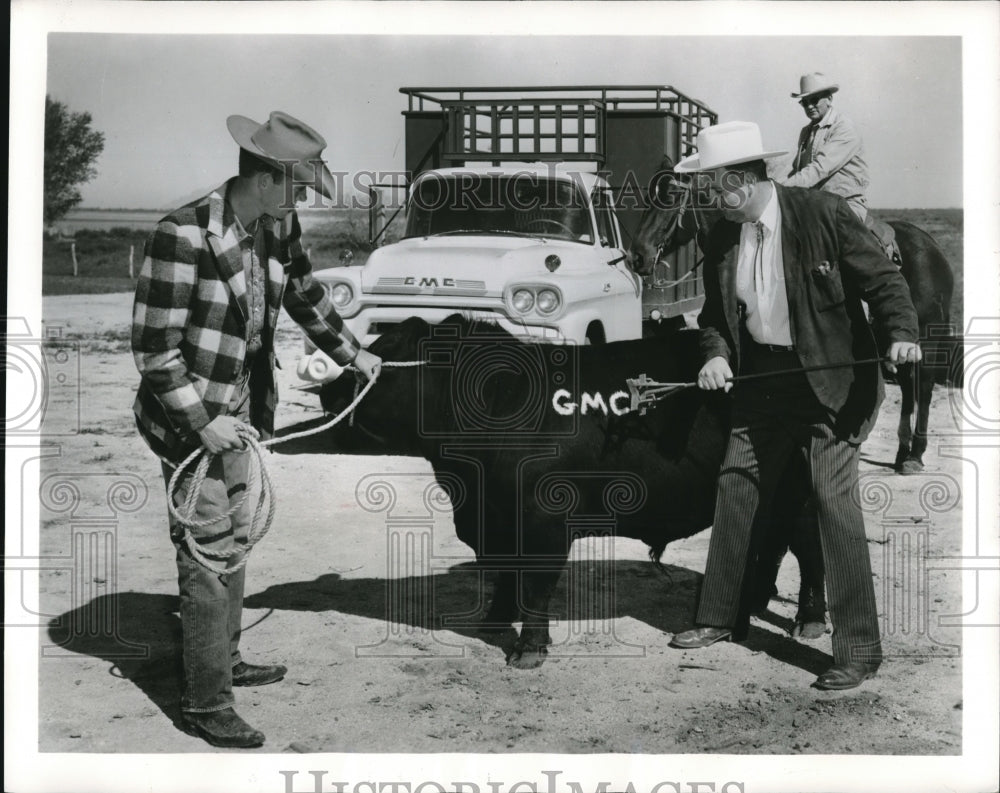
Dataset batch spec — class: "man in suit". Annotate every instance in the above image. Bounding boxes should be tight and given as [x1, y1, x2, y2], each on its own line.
[132, 111, 381, 747]
[776, 72, 870, 223]
[667, 122, 920, 690]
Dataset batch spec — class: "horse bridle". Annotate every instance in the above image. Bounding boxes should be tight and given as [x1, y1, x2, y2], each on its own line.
[648, 177, 705, 286]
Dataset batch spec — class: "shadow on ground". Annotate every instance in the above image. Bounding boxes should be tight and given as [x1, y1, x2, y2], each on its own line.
[47, 593, 185, 728]
[244, 559, 833, 674]
[47, 560, 834, 723]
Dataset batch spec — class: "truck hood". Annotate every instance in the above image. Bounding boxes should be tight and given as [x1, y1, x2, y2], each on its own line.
[359, 236, 594, 295]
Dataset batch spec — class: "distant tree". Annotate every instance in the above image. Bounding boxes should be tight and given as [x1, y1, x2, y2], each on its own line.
[44, 95, 105, 226]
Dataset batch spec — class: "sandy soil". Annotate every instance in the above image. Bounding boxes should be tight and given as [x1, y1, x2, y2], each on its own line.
[33, 293, 965, 756]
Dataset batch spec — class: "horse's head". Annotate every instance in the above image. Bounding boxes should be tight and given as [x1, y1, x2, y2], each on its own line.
[628, 157, 694, 277]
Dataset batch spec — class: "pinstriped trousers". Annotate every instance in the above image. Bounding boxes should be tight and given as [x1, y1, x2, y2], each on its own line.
[695, 349, 882, 666]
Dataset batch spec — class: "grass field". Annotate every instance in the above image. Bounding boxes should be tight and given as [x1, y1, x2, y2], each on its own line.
[41, 209, 396, 296]
[42, 208, 964, 332]
[42, 227, 150, 295]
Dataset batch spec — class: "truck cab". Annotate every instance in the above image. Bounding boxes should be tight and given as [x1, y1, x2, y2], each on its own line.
[311, 165, 641, 348]
[299, 86, 716, 380]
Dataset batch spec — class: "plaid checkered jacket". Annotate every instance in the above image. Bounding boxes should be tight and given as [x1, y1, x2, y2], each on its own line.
[132, 179, 361, 462]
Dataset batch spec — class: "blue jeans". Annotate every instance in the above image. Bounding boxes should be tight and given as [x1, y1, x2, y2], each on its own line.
[162, 379, 253, 713]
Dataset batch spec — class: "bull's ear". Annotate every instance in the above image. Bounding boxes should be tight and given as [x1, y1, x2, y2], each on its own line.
[398, 316, 432, 335]
[440, 313, 468, 329]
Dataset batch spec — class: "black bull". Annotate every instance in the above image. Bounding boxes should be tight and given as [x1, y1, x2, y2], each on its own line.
[321, 315, 825, 668]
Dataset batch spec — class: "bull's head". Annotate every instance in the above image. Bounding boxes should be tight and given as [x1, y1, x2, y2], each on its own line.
[319, 317, 432, 454]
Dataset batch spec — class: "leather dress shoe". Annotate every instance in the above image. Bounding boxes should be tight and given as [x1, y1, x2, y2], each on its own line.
[669, 626, 732, 649]
[183, 707, 264, 748]
[813, 662, 880, 690]
[232, 661, 287, 687]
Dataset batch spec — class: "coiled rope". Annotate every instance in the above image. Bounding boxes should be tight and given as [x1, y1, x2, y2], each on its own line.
[166, 359, 425, 574]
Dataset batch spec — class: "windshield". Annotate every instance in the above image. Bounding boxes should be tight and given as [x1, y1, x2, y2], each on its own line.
[403, 174, 595, 244]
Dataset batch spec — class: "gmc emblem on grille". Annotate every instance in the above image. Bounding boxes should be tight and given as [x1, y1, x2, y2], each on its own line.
[404, 277, 455, 288]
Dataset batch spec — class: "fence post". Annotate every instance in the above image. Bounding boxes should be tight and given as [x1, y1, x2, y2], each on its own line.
[71, 242, 78, 277]
[129, 245, 134, 279]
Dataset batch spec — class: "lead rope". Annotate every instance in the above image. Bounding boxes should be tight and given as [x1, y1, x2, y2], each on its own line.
[166, 359, 425, 574]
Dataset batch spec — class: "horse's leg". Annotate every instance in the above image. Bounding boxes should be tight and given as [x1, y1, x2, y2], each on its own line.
[766, 455, 827, 639]
[747, 455, 815, 620]
[748, 512, 787, 615]
[895, 364, 916, 471]
[901, 361, 934, 474]
[788, 496, 828, 639]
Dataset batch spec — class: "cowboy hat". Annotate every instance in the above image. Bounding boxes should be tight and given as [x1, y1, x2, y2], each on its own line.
[791, 72, 840, 99]
[227, 111, 336, 199]
[673, 121, 787, 173]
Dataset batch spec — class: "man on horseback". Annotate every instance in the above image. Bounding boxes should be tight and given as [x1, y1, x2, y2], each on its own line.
[777, 72, 899, 264]
[778, 72, 869, 220]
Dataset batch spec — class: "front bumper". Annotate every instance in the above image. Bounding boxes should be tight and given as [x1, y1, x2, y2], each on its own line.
[298, 307, 569, 383]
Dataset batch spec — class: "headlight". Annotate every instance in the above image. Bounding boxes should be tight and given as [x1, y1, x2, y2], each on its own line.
[331, 282, 354, 307]
[512, 289, 534, 313]
[536, 289, 560, 314]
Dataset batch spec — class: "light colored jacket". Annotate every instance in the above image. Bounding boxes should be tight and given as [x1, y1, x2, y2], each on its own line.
[779, 107, 870, 208]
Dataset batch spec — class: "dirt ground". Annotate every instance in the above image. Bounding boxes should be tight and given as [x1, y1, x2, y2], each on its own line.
[32, 292, 967, 758]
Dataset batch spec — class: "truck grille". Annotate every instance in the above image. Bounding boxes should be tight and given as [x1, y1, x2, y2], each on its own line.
[369, 309, 504, 336]
[370, 277, 488, 297]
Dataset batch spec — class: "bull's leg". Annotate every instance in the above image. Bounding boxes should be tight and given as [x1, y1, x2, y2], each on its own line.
[507, 566, 561, 670]
[479, 569, 519, 631]
[895, 365, 916, 471]
[788, 497, 828, 640]
[901, 363, 934, 474]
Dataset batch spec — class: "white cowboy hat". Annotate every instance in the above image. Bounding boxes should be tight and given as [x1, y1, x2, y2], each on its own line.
[227, 111, 336, 199]
[791, 72, 840, 99]
[673, 121, 787, 173]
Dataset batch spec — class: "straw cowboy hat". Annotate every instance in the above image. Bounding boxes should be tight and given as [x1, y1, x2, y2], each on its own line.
[791, 72, 840, 99]
[674, 121, 786, 173]
[227, 111, 336, 199]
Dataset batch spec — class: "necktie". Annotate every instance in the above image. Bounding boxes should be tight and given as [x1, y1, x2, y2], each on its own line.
[753, 222, 765, 293]
[801, 125, 818, 166]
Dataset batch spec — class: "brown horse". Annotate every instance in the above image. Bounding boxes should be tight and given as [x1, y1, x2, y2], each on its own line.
[629, 159, 957, 475]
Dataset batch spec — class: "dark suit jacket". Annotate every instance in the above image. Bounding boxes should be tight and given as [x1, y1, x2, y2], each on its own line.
[697, 184, 918, 443]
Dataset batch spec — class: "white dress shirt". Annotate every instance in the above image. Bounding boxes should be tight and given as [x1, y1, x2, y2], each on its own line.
[736, 184, 793, 346]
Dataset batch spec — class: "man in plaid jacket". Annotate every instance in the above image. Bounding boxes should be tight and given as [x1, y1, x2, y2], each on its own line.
[132, 111, 381, 748]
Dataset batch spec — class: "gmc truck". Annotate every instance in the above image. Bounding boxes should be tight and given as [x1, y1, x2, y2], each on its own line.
[299, 86, 716, 380]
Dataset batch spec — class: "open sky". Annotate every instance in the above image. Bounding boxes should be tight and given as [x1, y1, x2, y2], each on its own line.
[44, 31, 965, 210]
